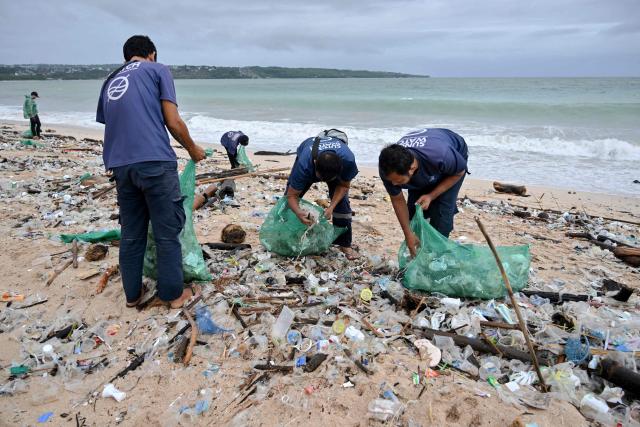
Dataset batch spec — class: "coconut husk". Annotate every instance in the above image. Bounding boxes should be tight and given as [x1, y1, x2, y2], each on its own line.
[85, 244, 108, 261]
[221, 224, 246, 244]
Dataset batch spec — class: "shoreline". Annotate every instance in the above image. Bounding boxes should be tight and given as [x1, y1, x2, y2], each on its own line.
[4, 119, 638, 223]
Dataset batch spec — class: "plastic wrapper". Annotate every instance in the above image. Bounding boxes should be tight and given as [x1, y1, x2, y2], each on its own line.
[398, 206, 530, 299]
[143, 160, 211, 282]
[259, 198, 345, 257]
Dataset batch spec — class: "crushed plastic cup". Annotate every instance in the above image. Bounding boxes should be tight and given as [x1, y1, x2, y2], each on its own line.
[102, 383, 126, 402]
[441, 298, 461, 311]
[344, 325, 365, 342]
[271, 305, 295, 344]
[368, 398, 403, 422]
[580, 393, 610, 418]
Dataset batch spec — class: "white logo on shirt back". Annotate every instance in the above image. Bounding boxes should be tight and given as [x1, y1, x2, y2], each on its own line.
[107, 75, 129, 101]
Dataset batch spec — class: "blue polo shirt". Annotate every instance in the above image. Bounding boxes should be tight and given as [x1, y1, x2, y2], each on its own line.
[96, 61, 177, 169]
[220, 131, 246, 157]
[381, 128, 468, 196]
[288, 136, 358, 191]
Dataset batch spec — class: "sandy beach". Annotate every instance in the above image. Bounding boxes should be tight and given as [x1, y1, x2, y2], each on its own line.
[0, 120, 639, 426]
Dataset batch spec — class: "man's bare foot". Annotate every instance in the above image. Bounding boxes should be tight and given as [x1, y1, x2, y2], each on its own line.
[339, 246, 359, 260]
[169, 284, 201, 309]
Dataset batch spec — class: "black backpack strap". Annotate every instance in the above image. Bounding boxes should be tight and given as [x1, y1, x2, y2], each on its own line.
[311, 136, 321, 161]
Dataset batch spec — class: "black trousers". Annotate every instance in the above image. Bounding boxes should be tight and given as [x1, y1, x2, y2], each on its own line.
[30, 115, 41, 137]
[226, 151, 240, 169]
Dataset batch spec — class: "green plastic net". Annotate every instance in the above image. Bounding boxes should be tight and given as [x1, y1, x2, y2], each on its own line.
[399, 206, 531, 299]
[237, 145, 255, 171]
[21, 129, 33, 138]
[143, 160, 211, 283]
[20, 139, 44, 148]
[260, 197, 345, 257]
[60, 229, 121, 243]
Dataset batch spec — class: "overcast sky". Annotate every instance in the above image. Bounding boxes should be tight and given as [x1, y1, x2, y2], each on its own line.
[1, 0, 639, 76]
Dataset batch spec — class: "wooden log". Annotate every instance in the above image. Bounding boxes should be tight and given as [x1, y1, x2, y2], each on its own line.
[196, 167, 289, 185]
[195, 167, 248, 180]
[204, 242, 251, 251]
[420, 327, 542, 363]
[253, 364, 293, 373]
[193, 183, 218, 210]
[254, 150, 295, 156]
[520, 289, 590, 304]
[493, 181, 527, 196]
[92, 184, 116, 200]
[476, 218, 546, 390]
[613, 246, 640, 267]
[595, 358, 640, 395]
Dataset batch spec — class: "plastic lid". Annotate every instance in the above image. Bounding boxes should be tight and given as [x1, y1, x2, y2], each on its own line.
[360, 288, 373, 302]
[332, 318, 346, 334]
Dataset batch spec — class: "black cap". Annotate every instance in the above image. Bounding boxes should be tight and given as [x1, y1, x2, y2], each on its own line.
[31, 91, 39, 98]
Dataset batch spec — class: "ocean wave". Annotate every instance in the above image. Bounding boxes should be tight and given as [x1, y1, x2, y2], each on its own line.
[1, 106, 638, 162]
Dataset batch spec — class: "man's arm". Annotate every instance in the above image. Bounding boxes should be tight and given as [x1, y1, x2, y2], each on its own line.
[285, 186, 314, 226]
[324, 180, 350, 219]
[161, 100, 205, 162]
[390, 192, 420, 258]
[415, 171, 465, 210]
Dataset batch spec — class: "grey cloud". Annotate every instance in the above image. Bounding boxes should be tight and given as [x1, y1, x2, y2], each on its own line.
[0, 0, 638, 76]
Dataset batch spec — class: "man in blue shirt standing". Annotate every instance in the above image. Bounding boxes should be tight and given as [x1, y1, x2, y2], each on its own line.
[286, 129, 359, 259]
[379, 128, 468, 258]
[220, 130, 249, 169]
[96, 35, 206, 309]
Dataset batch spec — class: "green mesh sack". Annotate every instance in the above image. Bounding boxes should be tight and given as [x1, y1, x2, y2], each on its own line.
[399, 206, 530, 299]
[143, 160, 211, 283]
[237, 145, 255, 171]
[259, 197, 345, 257]
[21, 129, 33, 138]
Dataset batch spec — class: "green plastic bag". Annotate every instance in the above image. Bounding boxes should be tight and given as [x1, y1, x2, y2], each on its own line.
[60, 229, 121, 243]
[143, 160, 211, 283]
[399, 207, 530, 299]
[21, 129, 33, 138]
[237, 145, 255, 171]
[259, 198, 345, 257]
[20, 139, 44, 148]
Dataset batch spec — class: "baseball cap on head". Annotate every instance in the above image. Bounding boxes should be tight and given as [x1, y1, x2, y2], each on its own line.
[31, 91, 39, 98]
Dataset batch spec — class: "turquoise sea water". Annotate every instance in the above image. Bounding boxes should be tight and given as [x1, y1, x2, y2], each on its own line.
[1, 77, 638, 195]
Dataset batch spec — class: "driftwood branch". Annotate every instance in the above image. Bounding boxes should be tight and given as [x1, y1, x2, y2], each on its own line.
[475, 217, 547, 390]
[46, 259, 73, 286]
[96, 265, 119, 294]
[183, 310, 198, 366]
[493, 181, 527, 196]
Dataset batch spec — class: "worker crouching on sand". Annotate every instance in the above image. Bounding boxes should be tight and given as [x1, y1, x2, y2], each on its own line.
[221, 130, 249, 169]
[96, 35, 206, 309]
[379, 128, 469, 258]
[285, 129, 359, 260]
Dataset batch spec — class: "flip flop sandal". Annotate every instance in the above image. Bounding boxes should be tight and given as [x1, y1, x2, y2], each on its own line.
[126, 284, 148, 308]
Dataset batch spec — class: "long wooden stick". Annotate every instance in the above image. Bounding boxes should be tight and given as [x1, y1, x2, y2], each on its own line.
[46, 259, 73, 286]
[475, 217, 547, 391]
[92, 184, 116, 200]
[196, 167, 289, 185]
[183, 310, 198, 366]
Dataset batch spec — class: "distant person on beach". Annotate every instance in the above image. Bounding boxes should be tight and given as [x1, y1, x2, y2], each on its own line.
[23, 91, 41, 139]
[379, 128, 468, 257]
[220, 130, 249, 168]
[96, 35, 206, 309]
[286, 129, 359, 259]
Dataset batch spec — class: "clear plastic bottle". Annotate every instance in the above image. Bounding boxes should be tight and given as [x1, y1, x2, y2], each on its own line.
[271, 306, 294, 344]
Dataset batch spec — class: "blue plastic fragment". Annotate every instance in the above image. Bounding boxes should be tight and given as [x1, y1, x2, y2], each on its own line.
[38, 412, 54, 423]
[195, 306, 232, 335]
